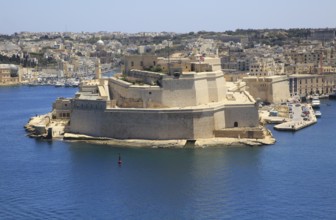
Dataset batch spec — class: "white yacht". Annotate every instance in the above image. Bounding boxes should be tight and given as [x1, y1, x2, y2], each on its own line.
[315, 110, 322, 118]
[311, 96, 320, 108]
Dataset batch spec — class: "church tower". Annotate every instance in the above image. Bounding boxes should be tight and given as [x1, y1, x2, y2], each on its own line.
[95, 58, 101, 79]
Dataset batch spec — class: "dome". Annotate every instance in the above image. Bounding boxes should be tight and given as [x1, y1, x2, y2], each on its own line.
[9, 64, 18, 71]
[96, 39, 104, 46]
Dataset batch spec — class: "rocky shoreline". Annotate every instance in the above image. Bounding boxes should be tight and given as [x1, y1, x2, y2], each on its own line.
[25, 114, 276, 148]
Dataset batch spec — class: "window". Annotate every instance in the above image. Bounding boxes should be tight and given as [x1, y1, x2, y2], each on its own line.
[131, 61, 134, 67]
[234, 122, 238, 127]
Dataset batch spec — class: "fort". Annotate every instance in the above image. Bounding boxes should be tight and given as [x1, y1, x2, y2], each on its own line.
[25, 57, 275, 147]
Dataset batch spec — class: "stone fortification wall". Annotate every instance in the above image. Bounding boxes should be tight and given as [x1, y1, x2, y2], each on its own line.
[271, 78, 290, 103]
[69, 98, 258, 140]
[161, 74, 199, 107]
[108, 71, 227, 108]
[214, 128, 264, 139]
[224, 104, 259, 128]
[79, 84, 99, 94]
[161, 72, 226, 107]
[72, 99, 107, 111]
[205, 72, 226, 102]
[244, 76, 290, 104]
[69, 107, 215, 140]
[192, 109, 216, 138]
[128, 69, 164, 85]
[109, 78, 164, 108]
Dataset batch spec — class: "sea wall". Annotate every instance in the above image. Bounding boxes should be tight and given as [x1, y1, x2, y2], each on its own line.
[70, 107, 202, 139]
[69, 100, 259, 140]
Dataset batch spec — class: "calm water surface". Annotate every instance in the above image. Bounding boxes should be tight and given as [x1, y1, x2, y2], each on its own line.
[1, 86, 336, 219]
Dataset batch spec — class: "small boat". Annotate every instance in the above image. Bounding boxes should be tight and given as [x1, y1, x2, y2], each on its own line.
[72, 81, 80, 87]
[311, 96, 320, 108]
[315, 111, 322, 118]
[55, 81, 64, 87]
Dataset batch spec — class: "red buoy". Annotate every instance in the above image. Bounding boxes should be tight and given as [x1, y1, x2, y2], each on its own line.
[118, 154, 122, 166]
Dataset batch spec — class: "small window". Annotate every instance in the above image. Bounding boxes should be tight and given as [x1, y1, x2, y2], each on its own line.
[234, 122, 238, 127]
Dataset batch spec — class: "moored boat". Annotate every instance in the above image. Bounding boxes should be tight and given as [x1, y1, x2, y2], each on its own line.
[311, 96, 320, 108]
[315, 110, 322, 118]
[55, 81, 64, 87]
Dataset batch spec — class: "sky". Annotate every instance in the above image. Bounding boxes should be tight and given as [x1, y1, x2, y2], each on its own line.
[1, 0, 335, 34]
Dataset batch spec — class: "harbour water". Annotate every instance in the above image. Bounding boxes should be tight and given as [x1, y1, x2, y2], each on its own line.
[1, 86, 336, 219]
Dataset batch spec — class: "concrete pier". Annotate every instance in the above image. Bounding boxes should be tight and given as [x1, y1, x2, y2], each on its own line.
[274, 104, 317, 131]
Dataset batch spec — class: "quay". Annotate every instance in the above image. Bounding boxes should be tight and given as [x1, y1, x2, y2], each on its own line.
[274, 104, 317, 131]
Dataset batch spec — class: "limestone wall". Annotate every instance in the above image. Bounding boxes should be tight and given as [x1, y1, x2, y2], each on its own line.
[213, 107, 226, 130]
[161, 71, 226, 107]
[109, 78, 164, 108]
[128, 69, 164, 85]
[69, 98, 259, 140]
[272, 79, 290, 103]
[70, 108, 198, 139]
[108, 71, 227, 108]
[194, 76, 210, 105]
[192, 109, 215, 138]
[206, 72, 226, 102]
[214, 129, 264, 139]
[224, 104, 259, 128]
[161, 75, 197, 107]
[244, 76, 290, 104]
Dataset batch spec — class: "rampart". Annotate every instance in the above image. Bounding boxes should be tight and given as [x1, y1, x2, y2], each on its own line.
[69, 100, 258, 140]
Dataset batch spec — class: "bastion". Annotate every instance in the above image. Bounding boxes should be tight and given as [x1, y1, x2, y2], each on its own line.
[25, 69, 275, 147]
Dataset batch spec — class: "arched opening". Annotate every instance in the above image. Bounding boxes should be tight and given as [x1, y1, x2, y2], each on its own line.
[234, 122, 238, 127]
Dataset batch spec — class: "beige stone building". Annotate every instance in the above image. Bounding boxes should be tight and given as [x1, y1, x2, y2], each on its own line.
[122, 55, 221, 75]
[285, 63, 315, 74]
[289, 73, 336, 97]
[0, 64, 21, 86]
[249, 57, 284, 76]
[243, 75, 290, 104]
[157, 57, 192, 74]
[52, 98, 71, 119]
[122, 55, 158, 74]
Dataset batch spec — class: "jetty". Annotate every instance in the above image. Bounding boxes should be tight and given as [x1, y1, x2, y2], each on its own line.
[273, 104, 317, 131]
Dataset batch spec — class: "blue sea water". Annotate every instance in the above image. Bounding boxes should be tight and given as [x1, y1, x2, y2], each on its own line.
[1, 86, 336, 219]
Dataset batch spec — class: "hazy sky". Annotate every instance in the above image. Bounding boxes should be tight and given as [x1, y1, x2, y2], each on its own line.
[1, 0, 335, 34]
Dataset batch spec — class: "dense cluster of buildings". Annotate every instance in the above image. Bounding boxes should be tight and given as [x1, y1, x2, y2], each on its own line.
[1, 30, 336, 102]
[12, 28, 336, 141]
[0, 64, 21, 85]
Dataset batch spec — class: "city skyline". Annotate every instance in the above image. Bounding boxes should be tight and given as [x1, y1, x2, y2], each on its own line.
[1, 0, 336, 34]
